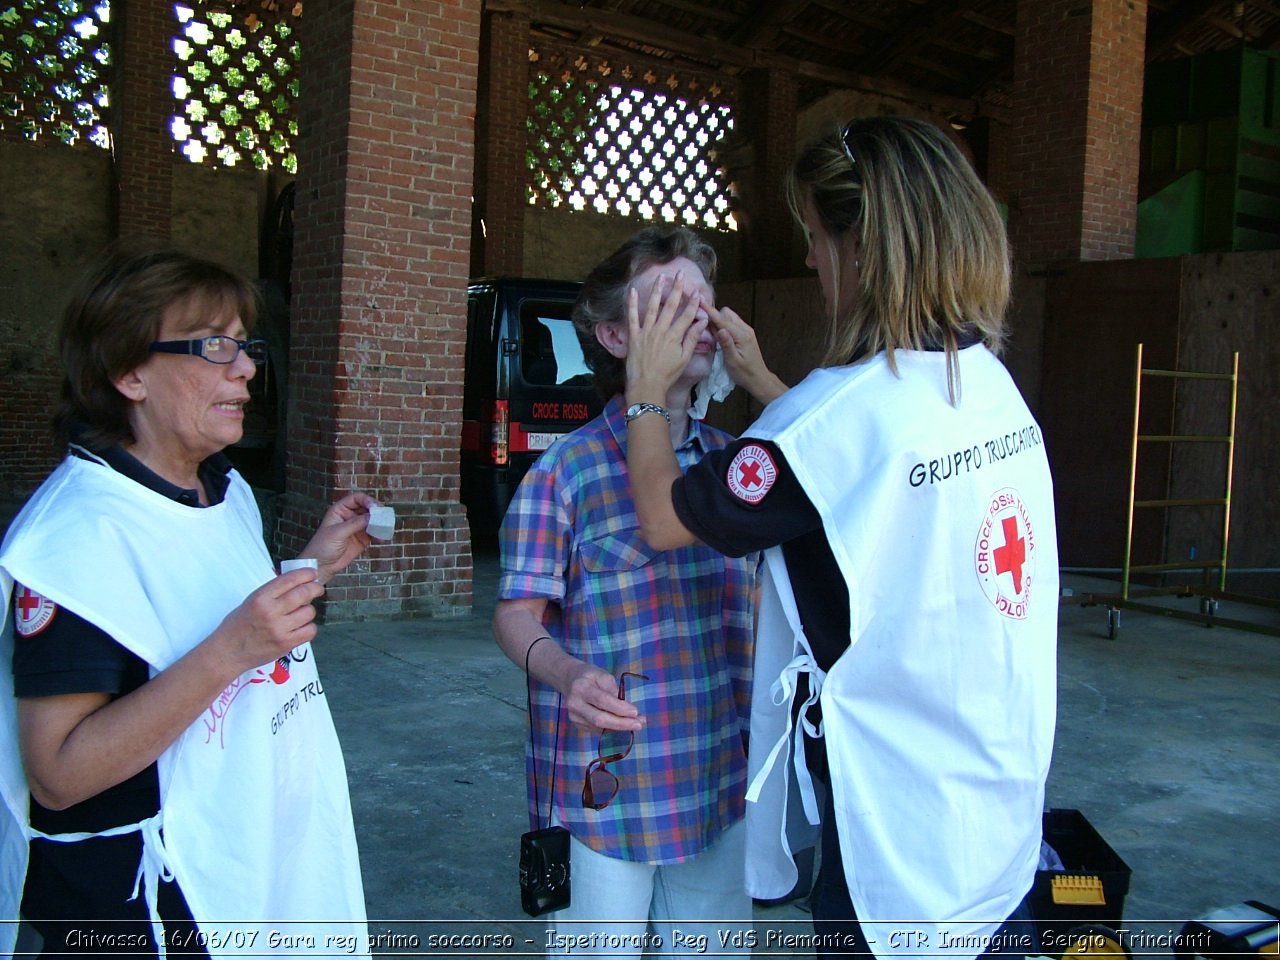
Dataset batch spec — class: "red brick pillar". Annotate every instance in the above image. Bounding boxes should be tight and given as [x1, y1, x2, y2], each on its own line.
[739, 68, 799, 279]
[114, 0, 173, 238]
[472, 9, 529, 278]
[284, 0, 481, 620]
[1007, 0, 1147, 262]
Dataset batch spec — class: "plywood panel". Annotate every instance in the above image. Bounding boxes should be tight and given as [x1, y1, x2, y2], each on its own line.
[1170, 250, 1280, 594]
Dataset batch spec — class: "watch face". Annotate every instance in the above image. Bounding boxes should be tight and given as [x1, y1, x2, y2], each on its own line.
[626, 403, 665, 422]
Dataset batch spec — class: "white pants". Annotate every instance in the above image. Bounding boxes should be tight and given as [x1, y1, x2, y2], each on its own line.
[544, 819, 752, 959]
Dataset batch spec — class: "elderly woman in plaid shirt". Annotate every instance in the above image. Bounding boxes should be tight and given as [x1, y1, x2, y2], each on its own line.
[493, 226, 756, 958]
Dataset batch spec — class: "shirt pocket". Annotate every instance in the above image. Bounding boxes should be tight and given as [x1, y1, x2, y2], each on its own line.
[578, 528, 659, 573]
[576, 529, 668, 653]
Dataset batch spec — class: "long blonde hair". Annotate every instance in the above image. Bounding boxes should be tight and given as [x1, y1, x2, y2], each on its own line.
[785, 115, 1010, 402]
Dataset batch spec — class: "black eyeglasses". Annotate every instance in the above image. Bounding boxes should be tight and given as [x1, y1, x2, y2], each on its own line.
[149, 336, 269, 365]
[840, 122, 859, 173]
[582, 671, 648, 810]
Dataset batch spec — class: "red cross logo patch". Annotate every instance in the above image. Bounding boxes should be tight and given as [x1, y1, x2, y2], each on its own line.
[14, 586, 58, 637]
[975, 488, 1037, 620]
[727, 443, 778, 504]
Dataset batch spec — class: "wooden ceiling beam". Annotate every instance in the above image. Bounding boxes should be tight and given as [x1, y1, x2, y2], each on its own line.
[859, 0, 970, 75]
[1204, 12, 1248, 39]
[775, 22, 867, 61]
[726, 0, 811, 50]
[644, 0, 739, 25]
[962, 10, 1016, 37]
[490, 0, 757, 68]
[489, 0, 999, 119]
[1145, 0, 1223, 61]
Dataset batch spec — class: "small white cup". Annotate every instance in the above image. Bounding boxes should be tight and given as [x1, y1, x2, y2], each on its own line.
[367, 505, 396, 541]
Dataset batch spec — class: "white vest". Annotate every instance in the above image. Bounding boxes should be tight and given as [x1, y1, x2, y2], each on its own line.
[0, 455, 368, 958]
[744, 347, 1058, 958]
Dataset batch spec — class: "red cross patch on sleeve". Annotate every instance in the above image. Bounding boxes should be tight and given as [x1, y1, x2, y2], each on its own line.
[726, 443, 778, 504]
[14, 586, 58, 638]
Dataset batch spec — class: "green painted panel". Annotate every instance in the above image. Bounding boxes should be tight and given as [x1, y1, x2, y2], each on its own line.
[1239, 48, 1280, 130]
[1232, 225, 1280, 251]
[1135, 169, 1205, 258]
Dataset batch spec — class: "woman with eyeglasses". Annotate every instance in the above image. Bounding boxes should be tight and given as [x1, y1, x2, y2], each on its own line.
[624, 116, 1059, 958]
[0, 243, 380, 958]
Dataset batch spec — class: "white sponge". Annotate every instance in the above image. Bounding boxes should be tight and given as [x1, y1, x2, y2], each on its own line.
[367, 505, 396, 541]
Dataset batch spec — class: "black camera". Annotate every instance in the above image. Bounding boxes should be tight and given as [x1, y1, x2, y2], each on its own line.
[519, 825, 571, 917]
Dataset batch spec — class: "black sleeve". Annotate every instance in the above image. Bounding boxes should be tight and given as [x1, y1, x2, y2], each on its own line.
[12, 584, 147, 698]
[674, 437, 823, 557]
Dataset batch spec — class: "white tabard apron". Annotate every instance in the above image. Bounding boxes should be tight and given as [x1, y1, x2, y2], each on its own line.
[742, 347, 1059, 959]
[0, 454, 368, 958]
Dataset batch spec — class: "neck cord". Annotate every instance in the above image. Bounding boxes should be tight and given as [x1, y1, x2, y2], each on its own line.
[525, 637, 560, 830]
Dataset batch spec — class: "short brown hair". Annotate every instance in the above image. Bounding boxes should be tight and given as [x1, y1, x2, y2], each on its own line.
[54, 241, 259, 449]
[572, 226, 717, 400]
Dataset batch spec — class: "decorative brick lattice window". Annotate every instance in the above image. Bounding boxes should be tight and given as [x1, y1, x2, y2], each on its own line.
[171, 2, 300, 171]
[527, 46, 738, 231]
[0, 0, 112, 147]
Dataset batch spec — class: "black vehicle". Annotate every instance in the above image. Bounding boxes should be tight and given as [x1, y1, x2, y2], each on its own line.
[461, 278, 603, 536]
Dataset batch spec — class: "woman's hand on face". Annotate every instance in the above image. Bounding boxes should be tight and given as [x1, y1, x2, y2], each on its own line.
[709, 303, 764, 380]
[214, 568, 325, 672]
[708, 303, 789, 406]
[562, 661, 643, 734]
[299, 492, 378, 583]
[625, 272, 708, 401]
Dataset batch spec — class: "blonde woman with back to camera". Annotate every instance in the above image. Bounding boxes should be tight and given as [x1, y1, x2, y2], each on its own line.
[624, 115, 1059, 959]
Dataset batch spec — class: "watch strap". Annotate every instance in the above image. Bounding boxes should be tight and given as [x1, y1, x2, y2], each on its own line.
[625, 402, 671, 424]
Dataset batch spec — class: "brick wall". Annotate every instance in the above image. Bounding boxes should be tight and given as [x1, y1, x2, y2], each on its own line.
[114, 0, 173, 239]
[1082, 0, 1146, 260]
[284, 0, 481, 620]
[0, 1, 177, 503]
[1008, 0, 1147, 263]
[472, 10, 528, 278]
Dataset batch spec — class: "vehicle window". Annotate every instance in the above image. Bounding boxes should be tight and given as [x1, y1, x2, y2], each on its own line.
[464, 288, 499, 411]
[521, 303, 592, 386]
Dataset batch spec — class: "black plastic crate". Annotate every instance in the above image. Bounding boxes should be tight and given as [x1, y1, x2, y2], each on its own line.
[1030, 808, 1133, 955]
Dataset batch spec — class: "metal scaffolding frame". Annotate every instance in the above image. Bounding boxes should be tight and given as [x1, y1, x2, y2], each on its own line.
[1064, 343, 1280, 638]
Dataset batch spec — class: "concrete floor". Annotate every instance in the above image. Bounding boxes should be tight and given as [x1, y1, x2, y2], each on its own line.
[315, 555, 1280, 957]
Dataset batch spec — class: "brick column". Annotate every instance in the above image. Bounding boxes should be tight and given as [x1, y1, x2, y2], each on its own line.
[285, 0, 481, 620]
[471, 9, 529, 277]
[739, 68, 799, 279]
[113, 0, 172, 238]
[1007, 0, 1147, 262]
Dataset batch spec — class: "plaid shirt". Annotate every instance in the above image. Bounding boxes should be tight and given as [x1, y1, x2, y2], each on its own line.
[499, 395, 755, 865]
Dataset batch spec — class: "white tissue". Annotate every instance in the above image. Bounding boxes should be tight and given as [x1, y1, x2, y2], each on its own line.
[367, 505, 396, 541]
[689, 346, 736, 420]
[280, 558, 319, 574]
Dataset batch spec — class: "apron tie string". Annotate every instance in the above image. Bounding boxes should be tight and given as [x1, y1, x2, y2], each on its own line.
[31, 813, 172, 960]
[131, 814, 173, 960]
[745, 651, 825, 826]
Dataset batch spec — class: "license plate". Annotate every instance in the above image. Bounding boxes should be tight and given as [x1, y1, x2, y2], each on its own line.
[525, 432, 561, 451]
